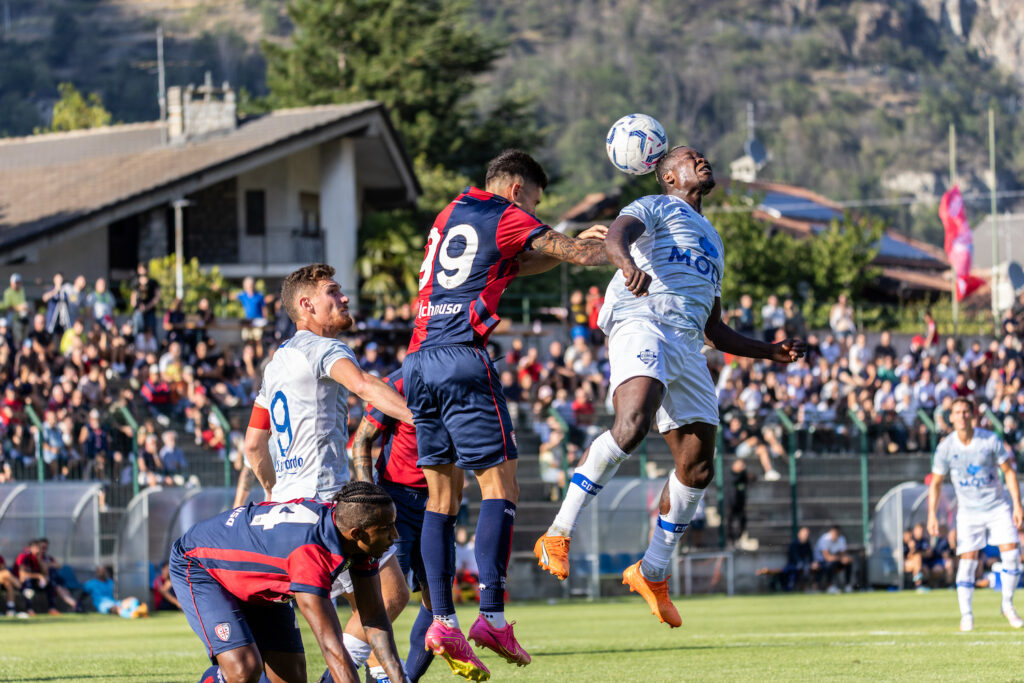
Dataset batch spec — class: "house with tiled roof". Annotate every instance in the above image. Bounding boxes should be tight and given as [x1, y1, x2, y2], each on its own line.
[0, 79, 419, 300]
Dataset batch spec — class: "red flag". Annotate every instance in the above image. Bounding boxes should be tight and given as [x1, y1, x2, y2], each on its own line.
[938, 186, 984, 301]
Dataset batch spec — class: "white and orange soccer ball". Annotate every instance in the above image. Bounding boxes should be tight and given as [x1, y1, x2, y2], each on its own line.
[605, 113, 668, 175]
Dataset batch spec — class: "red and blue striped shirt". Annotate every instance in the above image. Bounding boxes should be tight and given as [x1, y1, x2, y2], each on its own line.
[176, 499, 377, 604]
[408, 187, 548, 352]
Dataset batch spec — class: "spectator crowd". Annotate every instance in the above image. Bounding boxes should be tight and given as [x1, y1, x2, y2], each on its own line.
[3, 262, 1024, 607]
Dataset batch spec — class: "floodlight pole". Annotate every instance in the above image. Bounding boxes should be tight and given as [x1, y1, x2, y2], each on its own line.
[989, 108, 998, 336]
[172, 199, 192, 300]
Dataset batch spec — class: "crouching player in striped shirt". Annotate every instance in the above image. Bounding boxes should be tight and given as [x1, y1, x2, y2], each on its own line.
[170, 482, 408, 683]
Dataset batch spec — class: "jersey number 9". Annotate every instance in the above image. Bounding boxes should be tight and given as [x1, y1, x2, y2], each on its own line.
[419, 224, 479, 290]
[270, 391, 293, 456]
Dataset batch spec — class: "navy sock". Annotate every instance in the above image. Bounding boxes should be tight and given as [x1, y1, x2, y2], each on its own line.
[421, 511, 457, 617]
[197, 665, 222, 683]
[406, 603, 435, 681]
[475, 499, 515, 614]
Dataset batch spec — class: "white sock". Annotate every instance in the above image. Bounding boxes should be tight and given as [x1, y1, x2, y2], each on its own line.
[343, 633, 372, 668]
[956, 558, 978, 618]
[434, 613, 459, 629]
[1001, 550, 1020, 609]
[549, 431, 629, 536]
[480, 610, 506, 628]
[640, 473, 705, 582]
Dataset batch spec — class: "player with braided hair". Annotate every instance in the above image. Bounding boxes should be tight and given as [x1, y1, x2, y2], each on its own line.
[240, 264, 413, 677]
[171, 482, 407, 683]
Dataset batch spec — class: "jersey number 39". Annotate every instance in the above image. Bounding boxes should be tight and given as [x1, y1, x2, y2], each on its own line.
[419, 224, 479, 290]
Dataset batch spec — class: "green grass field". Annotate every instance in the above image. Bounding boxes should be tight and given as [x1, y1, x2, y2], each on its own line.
[2, 590, 1021, 682]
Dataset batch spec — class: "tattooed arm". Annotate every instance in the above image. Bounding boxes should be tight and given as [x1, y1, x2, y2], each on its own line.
[232, 465, 256, 507]
[527, 227, 609, 268]
[518, 224, 609, 275]
[351, 416, 384, 483]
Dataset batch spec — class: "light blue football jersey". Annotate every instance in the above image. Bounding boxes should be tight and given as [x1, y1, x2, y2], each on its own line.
[598, 194, 725, 334]
[932, 428, 1013, 513]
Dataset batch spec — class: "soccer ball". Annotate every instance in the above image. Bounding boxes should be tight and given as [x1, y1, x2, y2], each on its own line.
[605, 113, 668, 175]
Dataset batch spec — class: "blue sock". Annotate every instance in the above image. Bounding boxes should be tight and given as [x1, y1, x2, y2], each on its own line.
[198, 666, 222, 683]
[475, 499, 515, 614]
[406, 603, 435, 681]
[421, 511, 457, 617]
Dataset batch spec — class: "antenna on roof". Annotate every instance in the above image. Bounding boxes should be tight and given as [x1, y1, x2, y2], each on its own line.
[157, 26, 167, 143]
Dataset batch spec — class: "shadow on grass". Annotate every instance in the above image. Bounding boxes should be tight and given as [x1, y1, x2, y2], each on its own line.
[535, 644, 716, 657]
[5, 676, 167, 682]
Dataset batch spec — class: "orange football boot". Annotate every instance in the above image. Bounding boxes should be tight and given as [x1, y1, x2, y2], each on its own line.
[622, 560, 681, 627]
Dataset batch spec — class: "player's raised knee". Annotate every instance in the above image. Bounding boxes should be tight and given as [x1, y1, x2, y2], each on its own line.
[611, 410, 654, 453]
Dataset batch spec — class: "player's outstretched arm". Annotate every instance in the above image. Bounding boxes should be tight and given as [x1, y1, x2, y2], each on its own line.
[330, 359, 414, 425]
[243, 407, 276, 500]
[606, 215, 651, 296]
[351, 417, 384, 483]
[926, 473, 944, 537]
[350, 572, 409, 683]
[518, 224, 609, 275]
[294, 592, 360, 683]
[704, 298, 807, 362]
[529, 227, 609, 267]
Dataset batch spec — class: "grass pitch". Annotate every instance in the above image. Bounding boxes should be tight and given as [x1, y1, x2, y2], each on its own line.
[1, 589, 1020, 682]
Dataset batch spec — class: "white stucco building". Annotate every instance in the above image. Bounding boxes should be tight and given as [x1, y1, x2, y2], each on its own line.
[0, 82, 419, 302]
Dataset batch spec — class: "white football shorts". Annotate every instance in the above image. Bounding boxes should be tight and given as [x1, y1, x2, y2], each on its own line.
[607, 318, 719, 432]
[331, 543, 399, 599]
[956, 502, 1018, 554]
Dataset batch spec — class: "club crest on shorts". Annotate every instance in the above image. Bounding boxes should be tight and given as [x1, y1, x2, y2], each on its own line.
[215, 622, 231, 642]
[511, 430, 518, 448]
[637, 349, 658, 366]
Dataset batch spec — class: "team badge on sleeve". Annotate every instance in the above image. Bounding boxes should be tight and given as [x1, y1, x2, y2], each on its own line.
[637, 349, 658, 366]
[215, 623, 231, 642]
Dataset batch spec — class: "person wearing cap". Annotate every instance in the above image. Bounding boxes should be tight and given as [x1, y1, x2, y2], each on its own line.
[360, 341, 387, 376]
[2, 274, 29, 346]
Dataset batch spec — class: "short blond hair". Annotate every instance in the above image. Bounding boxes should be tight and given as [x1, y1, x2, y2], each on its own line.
[281, 263, 335, 323]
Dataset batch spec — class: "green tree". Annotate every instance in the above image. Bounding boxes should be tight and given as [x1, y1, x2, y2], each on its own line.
[265, 0, 542, 305]
[143, 255, 242, 318]
[807, 214, 883, 298]
[263, 0, 538, 171]
[43, 83, 112, 133]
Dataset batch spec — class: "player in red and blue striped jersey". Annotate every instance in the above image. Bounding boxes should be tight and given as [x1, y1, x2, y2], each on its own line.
[169, 482, 407, 683]
[350, 368, 439, 682]
[404, 150, 608, 679]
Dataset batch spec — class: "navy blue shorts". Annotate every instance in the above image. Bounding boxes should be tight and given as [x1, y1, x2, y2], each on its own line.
[381, 481, 428, 590]
[403, 344, 517, 470]
[169, 541, 303, 662]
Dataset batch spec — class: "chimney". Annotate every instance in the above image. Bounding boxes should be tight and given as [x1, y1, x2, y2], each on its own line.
[166, 72, 237, 145]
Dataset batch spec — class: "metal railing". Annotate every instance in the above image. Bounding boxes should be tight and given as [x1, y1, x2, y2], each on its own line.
[209, 403, 234, 489]
[847, 409, 871, 551]
[23, 405, 44, 484]
[116, 405, 141, 497]
[774, 409, 799, 542]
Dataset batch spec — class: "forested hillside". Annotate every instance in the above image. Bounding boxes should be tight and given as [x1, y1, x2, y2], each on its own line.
[3, 0, 1024, 239]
